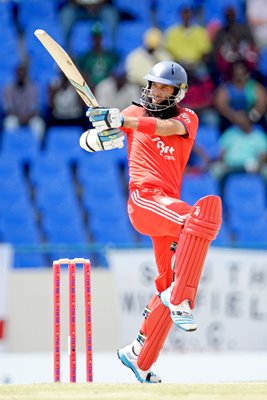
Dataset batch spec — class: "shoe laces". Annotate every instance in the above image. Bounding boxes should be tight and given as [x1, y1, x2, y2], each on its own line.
[170, 299, 192, 315]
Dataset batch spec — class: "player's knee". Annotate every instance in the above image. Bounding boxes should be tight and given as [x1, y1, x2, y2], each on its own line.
[185, 195, 222, 241]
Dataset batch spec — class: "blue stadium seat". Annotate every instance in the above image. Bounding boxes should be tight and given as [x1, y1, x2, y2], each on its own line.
[233, 218, 267, 247]
[89, 215, 135, 245]
[34, 177, 77, 211]
[84, 193, 128, 240]
[0, 25, 21, 85]
[25, 23, 65, 57]
[69, 20, 94, 55]
[114, 0, 151, 22]
[223, 174, 266, 211]
[83, 190, 126, 216]
[0, 200, 39, 267]
[202, 0, 245, 24]
[105, 143, 128, 167]
[0, 217, 45, 268]
[18, 0, 59, 32]
[228, 201, 265, 227]
[43, 217, 88, 244]
[115, 21, 151, 60]
[45, 126, 84, 163]
[137, 233, 152, 247]
[181, 173, 220, 204]
[212, 222, 232, 247]
[0, 1, 13, 26]
[78, 151, 117, 175]
[26, 25, 64, 97]
[30, 155, 72, 187]
[82, 176, 125, 203]
[28, 59, 59, 104]
[0, 156, 23, 181]
[195, 124, 220, 160]
[257, 47, 267, 82]
[154, 0, 182, 30]
[69, 20, 113, 55]
[0, 173, 30, 207]
[0, 199, 36, 225]
[223, 175, 267, 247]
[0, 218, 39, 243]
[78, 158, 125, 199]
[1, 127, 40, 164]
[14, 252, 46, 269]
[0, 69, 15, 108]
[41, 198, 83, 224]
[223, 175, 266, 244]
[41, 201, 88, 261]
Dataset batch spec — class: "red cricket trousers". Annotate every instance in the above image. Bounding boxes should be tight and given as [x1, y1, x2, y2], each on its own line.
[128, 187, 192, 293]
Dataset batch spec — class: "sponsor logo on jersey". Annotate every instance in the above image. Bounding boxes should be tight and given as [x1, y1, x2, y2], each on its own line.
[152, 137, 175, 160]
[179, 112, 191, 125]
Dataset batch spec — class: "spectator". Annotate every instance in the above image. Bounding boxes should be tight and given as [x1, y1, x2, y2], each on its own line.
[59, 0, 119, 50]
[214, 61, 267, 133]
[164, 4, 212, 72]
[212, 113, 267, 184]
[163, 4, 216, 126]
[212, 5, 258, 81]
[246, 0, 267, 49]
[2, 64, 45, 142]
[125, 27, 172, 88]
[94, 63, 140, 110]
[180, 66, 217, 126]
[185, 143, 212, 174]
[77, 22, 119, 91]
[46, 72, 87, 128]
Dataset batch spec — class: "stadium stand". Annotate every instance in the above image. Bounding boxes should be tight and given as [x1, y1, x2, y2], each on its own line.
[181, 172, 220, 205]
[1, 127, 40, 165]
[0, 0, 267, 268]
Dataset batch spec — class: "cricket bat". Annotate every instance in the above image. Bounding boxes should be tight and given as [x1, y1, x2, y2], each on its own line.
[34, 29, 98, 108]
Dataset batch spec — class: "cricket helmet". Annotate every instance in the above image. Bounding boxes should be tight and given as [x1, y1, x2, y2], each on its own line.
[140, 61, 188, 114]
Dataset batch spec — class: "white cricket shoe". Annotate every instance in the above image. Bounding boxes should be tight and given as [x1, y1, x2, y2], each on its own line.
[160, 286, 197, 332]
[117, 344, 161, 383]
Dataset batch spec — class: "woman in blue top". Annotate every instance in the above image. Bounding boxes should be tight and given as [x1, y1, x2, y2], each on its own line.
[214, 61, 267, 132]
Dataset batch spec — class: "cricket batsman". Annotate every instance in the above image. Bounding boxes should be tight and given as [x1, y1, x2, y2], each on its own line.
[80, 61, 222, 383]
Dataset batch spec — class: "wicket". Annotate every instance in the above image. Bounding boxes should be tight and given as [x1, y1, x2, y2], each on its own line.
[53, 258, 93, 383]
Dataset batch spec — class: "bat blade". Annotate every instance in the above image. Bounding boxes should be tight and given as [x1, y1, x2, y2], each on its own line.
[34, 29, 98, 108]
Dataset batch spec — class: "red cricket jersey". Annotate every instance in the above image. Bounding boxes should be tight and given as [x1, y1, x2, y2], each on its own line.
[121, 105, 199, 198]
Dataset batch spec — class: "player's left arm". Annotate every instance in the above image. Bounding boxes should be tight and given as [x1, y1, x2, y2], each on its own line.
[122, 115, 187, 136]
[87, 107, 197, 137]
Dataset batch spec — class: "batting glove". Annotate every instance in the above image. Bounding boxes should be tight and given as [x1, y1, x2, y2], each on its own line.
[80, 128, 124, 152]
[86, 107, 124, 130]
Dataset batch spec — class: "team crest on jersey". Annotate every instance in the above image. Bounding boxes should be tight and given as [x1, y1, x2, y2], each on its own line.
[152, 137, 175, 160]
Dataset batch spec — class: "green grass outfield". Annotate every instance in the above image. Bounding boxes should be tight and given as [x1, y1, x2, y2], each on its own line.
[0, 383, 267, 400]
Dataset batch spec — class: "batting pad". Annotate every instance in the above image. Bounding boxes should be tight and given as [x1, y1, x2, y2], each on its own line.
[138, 294, 173, 371]
[170, 195, 222, 308]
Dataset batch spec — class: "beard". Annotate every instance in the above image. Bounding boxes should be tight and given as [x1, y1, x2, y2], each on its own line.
[145, 101, 179, 119]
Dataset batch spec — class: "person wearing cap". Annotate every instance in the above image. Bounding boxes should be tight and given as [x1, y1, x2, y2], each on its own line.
[125, 27, 172, 87]
[164, 4, 212, 71]
[77, 22, 119, 89]
[94, 62, 140, 110]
